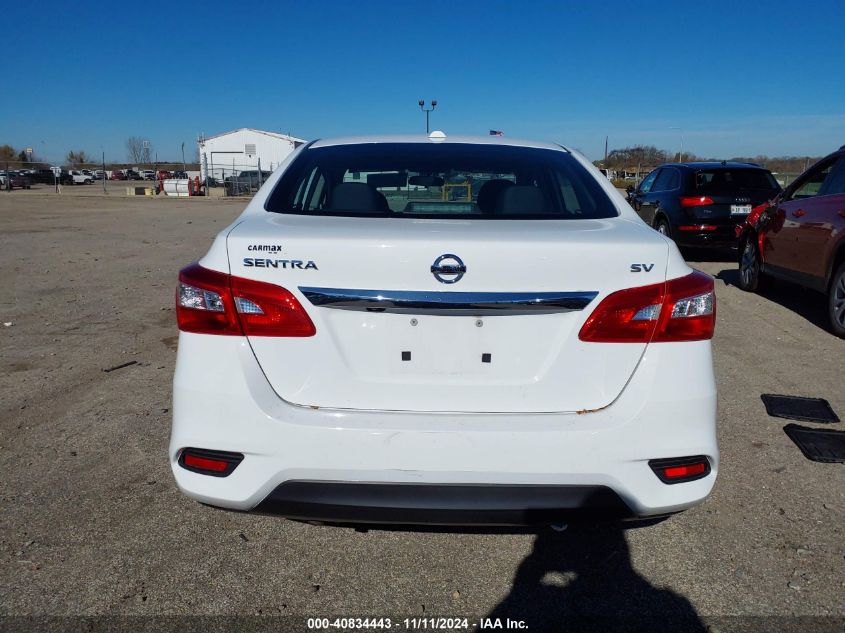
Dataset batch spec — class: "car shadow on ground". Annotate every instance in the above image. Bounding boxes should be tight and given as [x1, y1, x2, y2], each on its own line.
[683, 246, 737, 263]
[715, 268, 831, 332]
[331, 519, 705, 631]
[484, 523, 706, 632]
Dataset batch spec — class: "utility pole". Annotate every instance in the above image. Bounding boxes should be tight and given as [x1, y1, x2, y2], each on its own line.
[418, 100, 437, 133]
[670, 127, 684, 162]
[181, 142, 186, 174]
[102, 150, 107, 194]
[604, 136, 608, 167]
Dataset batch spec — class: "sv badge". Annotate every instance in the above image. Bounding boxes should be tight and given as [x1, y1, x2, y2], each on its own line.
[630, 263, 655, 272]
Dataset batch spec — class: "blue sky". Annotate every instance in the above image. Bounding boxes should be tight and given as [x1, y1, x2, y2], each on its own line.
[3, 0, 844, 163]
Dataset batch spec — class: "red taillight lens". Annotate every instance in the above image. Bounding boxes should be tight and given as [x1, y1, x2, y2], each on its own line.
[179, 447, 244, 477]
[664, 463, 706, 478]
[183, 453, 229, 472]
[649, 456, 710, 484]
[679, 196, 714, 207]
[578, 271, 715, 343]
[658, 271, 716, 342]
[230, 275, 316, 337]
[177, 264, 241, 335]
[577, 282, 664, 343]
[176, 262, 316, 337]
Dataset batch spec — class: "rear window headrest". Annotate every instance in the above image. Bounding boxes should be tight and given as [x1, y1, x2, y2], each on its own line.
[327, 182, 389, 212]
[477, 179, 514, 212]
[494, 185, 548, 214]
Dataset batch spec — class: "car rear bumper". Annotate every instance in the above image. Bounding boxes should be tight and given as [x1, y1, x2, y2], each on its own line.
[170, 334, 718, 524]
[674, 223, 741, 248]
[254, 481, 634, 525]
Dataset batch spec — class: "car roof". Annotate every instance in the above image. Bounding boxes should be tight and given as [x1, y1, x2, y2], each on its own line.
[661, 161, 767, 170]
[309, 134, 570, 152]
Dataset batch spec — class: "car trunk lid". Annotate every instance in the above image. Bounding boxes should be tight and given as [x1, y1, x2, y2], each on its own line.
[227, 214, 669, 413]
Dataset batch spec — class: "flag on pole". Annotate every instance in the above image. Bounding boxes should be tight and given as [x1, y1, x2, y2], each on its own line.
[489, 130, 504, 136]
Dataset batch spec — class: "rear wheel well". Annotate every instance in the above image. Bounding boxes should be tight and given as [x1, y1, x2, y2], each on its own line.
[738, 228, 756, 263]
[652, 212, 669, 228]
[829, 243, 845, 289]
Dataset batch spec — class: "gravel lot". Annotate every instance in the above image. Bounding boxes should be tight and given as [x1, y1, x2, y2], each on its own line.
[1, 191, 843, 632]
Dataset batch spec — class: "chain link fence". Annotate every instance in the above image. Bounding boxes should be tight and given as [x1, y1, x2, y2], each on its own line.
[200, 153, 280, 197]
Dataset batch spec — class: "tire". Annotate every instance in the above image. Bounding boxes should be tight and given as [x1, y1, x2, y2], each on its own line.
[654, 216, 671, 239]
[738, 235, 764, 292]
[828, 262, 845, 338]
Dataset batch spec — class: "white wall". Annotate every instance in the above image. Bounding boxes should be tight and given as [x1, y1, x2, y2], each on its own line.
[198, 129, 302, 180]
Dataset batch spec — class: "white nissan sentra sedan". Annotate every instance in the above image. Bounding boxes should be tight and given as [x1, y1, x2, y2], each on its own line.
[170, 134, 718, 526]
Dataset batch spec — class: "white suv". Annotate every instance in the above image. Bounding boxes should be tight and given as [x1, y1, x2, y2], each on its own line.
[170, 135, 718, 526]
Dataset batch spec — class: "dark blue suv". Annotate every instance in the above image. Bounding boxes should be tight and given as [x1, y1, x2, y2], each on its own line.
[627, 162, 781, 249]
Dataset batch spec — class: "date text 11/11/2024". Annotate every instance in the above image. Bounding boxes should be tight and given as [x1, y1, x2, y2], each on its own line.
[306, 617, 528, 630]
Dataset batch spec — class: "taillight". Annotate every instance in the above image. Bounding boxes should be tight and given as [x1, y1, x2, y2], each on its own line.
[679, 196, 714, 207]
[176, 262, 316, 337]
[177, 264, 241, 334]
[579, 271, 715, 343]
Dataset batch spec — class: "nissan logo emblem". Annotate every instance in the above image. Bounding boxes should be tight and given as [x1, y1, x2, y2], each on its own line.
[431, 254, 466, 284]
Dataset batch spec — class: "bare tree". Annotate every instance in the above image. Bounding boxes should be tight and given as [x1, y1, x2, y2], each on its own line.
[126, 137, 152, 164]
[66, 150, 91, 166]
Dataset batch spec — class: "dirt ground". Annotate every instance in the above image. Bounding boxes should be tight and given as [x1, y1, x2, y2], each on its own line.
[0, 191, 843, 632]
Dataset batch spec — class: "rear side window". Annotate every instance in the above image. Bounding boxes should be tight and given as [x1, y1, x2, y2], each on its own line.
[652, 168, 680, 192]
[788, 157, 838, 200]
[819, 157, 845, 196]
[265, 143, 617, 219]
[694, 168, 779, 193]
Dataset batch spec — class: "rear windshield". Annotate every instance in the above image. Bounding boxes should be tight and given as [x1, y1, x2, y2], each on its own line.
[694, 168, 779, 193]
[264, 143, 617, 219]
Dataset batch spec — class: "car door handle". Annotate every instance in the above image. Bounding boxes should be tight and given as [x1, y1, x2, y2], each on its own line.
[792, 209, 806, 218]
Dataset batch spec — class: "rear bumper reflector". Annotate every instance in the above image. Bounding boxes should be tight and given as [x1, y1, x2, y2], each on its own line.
[179, 448, 244, 477]
[298, 288, 598, 316]
[678, 225, 718, 232]
[648, 456, 711, 484]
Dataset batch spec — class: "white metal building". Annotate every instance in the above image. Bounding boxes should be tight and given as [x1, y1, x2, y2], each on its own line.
[197, 128, 307, 180]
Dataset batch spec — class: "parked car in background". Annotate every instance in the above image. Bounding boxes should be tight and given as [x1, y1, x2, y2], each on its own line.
[110, 170, 126, 180]
[126, 169, 143, 181]
[9, 172, 32, 189]
[31, 169, 57, 184]
[141, 170, 155, 180]
[737, 145, 845, 337]
[156, 170, 172, 180]
[224, 170, 272, 194]
[172, 170, 188, 179]
[92, 170, 105, 180]
[62, 170, 94, 185]
[627, 161, 781, 250]
[171, 135, 718, 526]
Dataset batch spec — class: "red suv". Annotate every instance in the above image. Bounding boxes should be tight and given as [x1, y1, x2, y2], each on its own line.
[737, 145, 845, 337]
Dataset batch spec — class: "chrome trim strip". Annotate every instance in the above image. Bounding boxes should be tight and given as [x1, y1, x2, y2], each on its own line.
[299, 287, 598, 315]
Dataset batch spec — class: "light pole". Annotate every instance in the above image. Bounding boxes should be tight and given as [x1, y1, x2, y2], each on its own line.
[181, 142, 186, 174]
[418, 100, 437, 133]
[669, 126, 684, 162]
